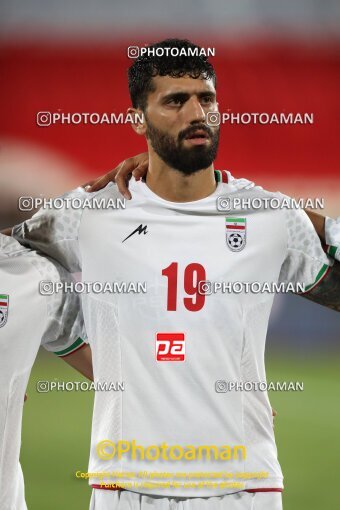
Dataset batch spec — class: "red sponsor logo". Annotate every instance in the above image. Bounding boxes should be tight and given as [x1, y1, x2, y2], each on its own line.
[156, 333, 185, 362]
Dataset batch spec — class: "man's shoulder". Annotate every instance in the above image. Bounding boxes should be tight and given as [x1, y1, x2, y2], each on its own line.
[224, 171, 260, 192]
[219, 171, 280, 199]
[217, 172, 303, 225]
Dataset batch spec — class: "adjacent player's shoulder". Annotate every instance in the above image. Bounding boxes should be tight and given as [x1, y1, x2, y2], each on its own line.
[0, 233, 72, 284]
[0, 233, 30, 259]
[218, 170, 262, 192]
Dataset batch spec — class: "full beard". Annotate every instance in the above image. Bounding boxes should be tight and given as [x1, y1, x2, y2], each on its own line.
[145, 120, 220, 175]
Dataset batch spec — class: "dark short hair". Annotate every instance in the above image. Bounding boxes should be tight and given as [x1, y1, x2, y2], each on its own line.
[128, 38, 216, 111]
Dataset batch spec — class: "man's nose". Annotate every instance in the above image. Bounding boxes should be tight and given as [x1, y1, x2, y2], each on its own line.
[182, 97, 206, 123]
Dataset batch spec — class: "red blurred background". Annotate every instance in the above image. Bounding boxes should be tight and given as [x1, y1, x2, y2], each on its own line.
[1, 39, 339, 188]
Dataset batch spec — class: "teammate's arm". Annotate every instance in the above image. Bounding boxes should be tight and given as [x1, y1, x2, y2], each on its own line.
[297, 261, 340, 312]
[61, 344, 93, 381]
[287, 207, 340, 311]
[85, 152, 149, 198]
[85, 153, 328, 243]
[280, 205, 340, 313]
[1, 153, 329, 244]
[304, 210, 325, 243]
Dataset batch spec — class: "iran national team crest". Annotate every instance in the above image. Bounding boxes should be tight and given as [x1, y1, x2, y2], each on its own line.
[225, 218, 246, 251]
[0, 294, 9, 328]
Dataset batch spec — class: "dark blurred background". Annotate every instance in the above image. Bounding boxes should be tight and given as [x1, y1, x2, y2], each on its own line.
[0, 1, 339, 509]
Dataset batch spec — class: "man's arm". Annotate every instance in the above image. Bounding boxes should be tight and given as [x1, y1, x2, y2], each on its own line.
[61, 344, 93, 381]
[1, 154, 329, 244]
[279, 204, 340, 313]
[86, 152, 148, 199]
[304, 210, 325, 243]
[299, 261, 340, 312]
[85, 160, 339, 314]
[84, 154, 329, 244]
[84, 153, 324, 239]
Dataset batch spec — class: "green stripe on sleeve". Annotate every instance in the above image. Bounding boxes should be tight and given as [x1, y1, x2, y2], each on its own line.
[54, 337, 85, 357]
[327, 245, 337, 258]
[300, 263, 330, 293]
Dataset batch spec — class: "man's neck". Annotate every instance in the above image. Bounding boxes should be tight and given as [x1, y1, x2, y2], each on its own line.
[145, 154, 216, 203]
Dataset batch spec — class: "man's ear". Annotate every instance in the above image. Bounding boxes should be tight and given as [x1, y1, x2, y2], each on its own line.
[127, 107, 146, 135]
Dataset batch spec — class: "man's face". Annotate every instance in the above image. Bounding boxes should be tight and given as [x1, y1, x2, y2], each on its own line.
[143, 75, 220, 174]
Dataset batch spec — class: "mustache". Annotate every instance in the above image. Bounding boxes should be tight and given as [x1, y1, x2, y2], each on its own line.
[178, 124, 214, 142]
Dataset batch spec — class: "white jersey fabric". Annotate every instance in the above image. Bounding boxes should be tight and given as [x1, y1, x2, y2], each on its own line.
[0, 234, 87, 510]
[89, 488, 282, 510]
[12, 170, 332, 498]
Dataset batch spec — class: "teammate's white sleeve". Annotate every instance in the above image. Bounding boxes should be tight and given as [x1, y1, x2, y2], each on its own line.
[325, 216, 340, 261]
[12, 187, 87, 273]
[0, 233, 87, 355]
[279, 204, 333, 293]
[30, 255, 88, 356]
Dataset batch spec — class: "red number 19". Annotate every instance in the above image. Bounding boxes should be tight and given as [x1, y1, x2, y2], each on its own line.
[162, 262, 206, 311]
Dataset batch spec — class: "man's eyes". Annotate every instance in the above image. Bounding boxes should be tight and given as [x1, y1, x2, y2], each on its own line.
[167, 97, 186, 106]
[200, 96, 214, 105]
[167, 96, 214, 106]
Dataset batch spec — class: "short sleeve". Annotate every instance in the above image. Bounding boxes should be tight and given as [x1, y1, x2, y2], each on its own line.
[279, 204, 333, 293]
[30, 255, 87, 356]
[12, 188, 86, 273]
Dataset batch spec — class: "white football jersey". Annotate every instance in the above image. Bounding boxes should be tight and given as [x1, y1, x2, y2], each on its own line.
[0, 235, 87, 510]
[12, 171, 332, 497]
